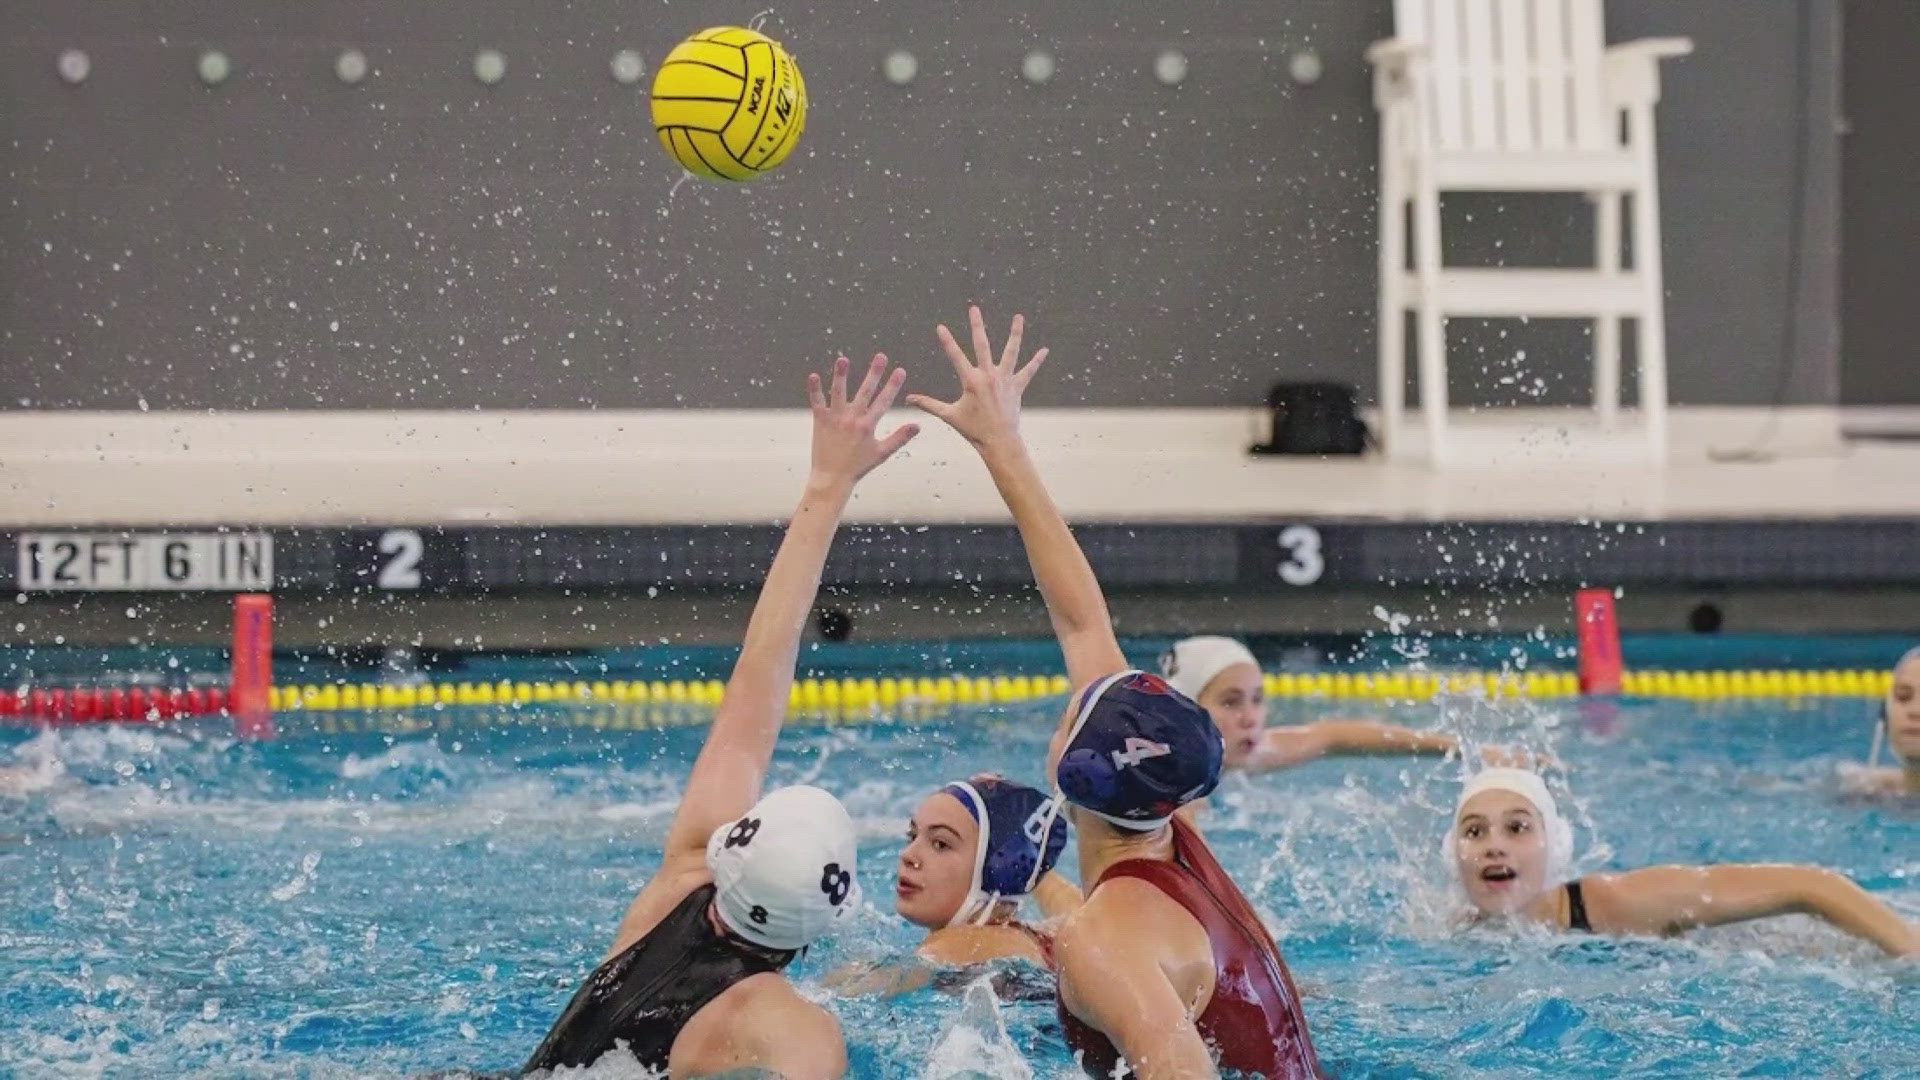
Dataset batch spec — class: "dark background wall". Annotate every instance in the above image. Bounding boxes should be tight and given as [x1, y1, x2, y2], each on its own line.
[1840, 0, 1918, 406]
[1, 0, 1839, 410]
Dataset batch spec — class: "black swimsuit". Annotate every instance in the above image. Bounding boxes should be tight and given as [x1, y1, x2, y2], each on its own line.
[522, 883, 795, 1074]
[1564, 880, 1593, 933]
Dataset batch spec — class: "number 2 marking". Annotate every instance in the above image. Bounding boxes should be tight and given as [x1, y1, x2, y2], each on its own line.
[52, 541, 81, 584]
[377, 529, 423, 589]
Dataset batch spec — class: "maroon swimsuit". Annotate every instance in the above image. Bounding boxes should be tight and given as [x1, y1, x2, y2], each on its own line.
[1057, 817, 1322, 1078]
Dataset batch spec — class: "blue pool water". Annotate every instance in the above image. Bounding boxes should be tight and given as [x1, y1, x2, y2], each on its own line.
[3, 674, 1916, 1077]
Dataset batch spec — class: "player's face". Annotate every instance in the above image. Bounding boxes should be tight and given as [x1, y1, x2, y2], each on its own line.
[896, 792, 979, 928]
[1453, 789, 1551, 916]
[1889, 657, 1920, 760]
[1199, 663, 1267, 766]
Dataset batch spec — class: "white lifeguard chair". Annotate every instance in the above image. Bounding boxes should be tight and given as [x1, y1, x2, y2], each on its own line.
[1369, 0, 1691, 463]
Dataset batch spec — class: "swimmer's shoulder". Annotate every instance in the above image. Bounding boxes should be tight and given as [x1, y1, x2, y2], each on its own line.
[673, 970, 845, 1080]
[1055, 878, 1215, 1016]
[1567, 867, 1727, 936]
[1062, 876, 1208, 964]
[1079, 870, 1189, 916]
[919, 923, 1050, 968]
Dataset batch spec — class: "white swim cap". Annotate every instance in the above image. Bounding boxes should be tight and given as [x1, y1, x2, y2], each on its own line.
[1871, 645, 1920, 765]
[1160, 635, 1260, 703]
[705, 784, 861, 951]
[1443, 768, 1574, 886]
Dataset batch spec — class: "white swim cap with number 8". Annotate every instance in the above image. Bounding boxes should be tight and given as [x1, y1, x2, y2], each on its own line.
[706, 784, 861, 950]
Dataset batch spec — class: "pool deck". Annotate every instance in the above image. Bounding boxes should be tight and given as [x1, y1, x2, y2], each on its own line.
[4, 407, 1917, 645]
[2, 406, 1915, 526]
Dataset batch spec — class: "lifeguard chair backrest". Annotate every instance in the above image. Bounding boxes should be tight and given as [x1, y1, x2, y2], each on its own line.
[1393, 0, 1611, 152]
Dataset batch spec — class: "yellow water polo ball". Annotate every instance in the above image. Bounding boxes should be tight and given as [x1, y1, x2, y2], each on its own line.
[650, 26, 807, 181]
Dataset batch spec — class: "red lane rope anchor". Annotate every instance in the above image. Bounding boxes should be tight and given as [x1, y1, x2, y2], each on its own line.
[1574, 587, 1625, 696]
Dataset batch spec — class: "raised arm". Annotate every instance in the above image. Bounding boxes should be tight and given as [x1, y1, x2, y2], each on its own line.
[660, 354, 918, 861]
[906, 307, 1129, 696]
[1598, 864, 1920, 957]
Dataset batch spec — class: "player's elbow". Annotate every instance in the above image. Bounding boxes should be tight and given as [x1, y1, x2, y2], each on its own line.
[1789, 866, 1855, 911]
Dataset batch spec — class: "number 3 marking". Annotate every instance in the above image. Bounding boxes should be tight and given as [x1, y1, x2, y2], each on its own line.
[1277, 525, 1324, 586]
[377, 529, 423, 589]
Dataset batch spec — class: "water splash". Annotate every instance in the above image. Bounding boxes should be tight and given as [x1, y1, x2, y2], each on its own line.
[269, 851, 323, 902]
[919, 976, 1033, 1080]
[2, 699, 1914, 1076]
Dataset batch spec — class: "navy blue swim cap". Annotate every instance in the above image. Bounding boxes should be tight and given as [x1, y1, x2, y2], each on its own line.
[940, 777, 1068, 924]
[1055, 670, 1223, 830]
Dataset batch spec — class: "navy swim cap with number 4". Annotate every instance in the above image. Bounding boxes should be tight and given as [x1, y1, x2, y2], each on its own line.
[1055, 670, 1224, 830]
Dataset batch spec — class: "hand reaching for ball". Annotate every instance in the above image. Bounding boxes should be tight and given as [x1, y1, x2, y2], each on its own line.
[906, 306, 1049, 453]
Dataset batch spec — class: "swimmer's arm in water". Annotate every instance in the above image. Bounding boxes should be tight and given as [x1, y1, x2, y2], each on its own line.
[1054, 884, 1221, 1080]
[822, 958, 936, 997]
[1238, 722, 1450, 771]
[613, 357, 917, 953]
[906, 306, 1128, 699]
[1590, 865, 1920, 957]
[1302, 720, 1457, 758]
[829, 913, 1061, 997]
[1838, 764, 1915, 797]
[1245, 725, 1552, 772]
[1033, 869, 1085, 920]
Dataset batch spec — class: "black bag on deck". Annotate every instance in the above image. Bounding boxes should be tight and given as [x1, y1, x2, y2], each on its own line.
[1249, 382, 1370, 456]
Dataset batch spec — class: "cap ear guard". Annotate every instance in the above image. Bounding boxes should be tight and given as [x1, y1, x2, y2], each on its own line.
[941, 779, 1072, 927]
[942, 781, 997, 928]
[1017, 792, 1068, 895]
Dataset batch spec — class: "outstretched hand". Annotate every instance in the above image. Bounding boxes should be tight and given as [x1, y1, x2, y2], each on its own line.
[808, 354, 919, 489]
[906, 306, 1048, 451]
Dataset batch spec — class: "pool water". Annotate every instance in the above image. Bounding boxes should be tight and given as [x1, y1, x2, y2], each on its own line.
[3, 691, 1916, 1078]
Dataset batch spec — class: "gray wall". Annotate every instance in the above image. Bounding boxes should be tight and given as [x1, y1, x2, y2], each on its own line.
[1840, 0, 1918, 405]
[2, 0, 1838, 410]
